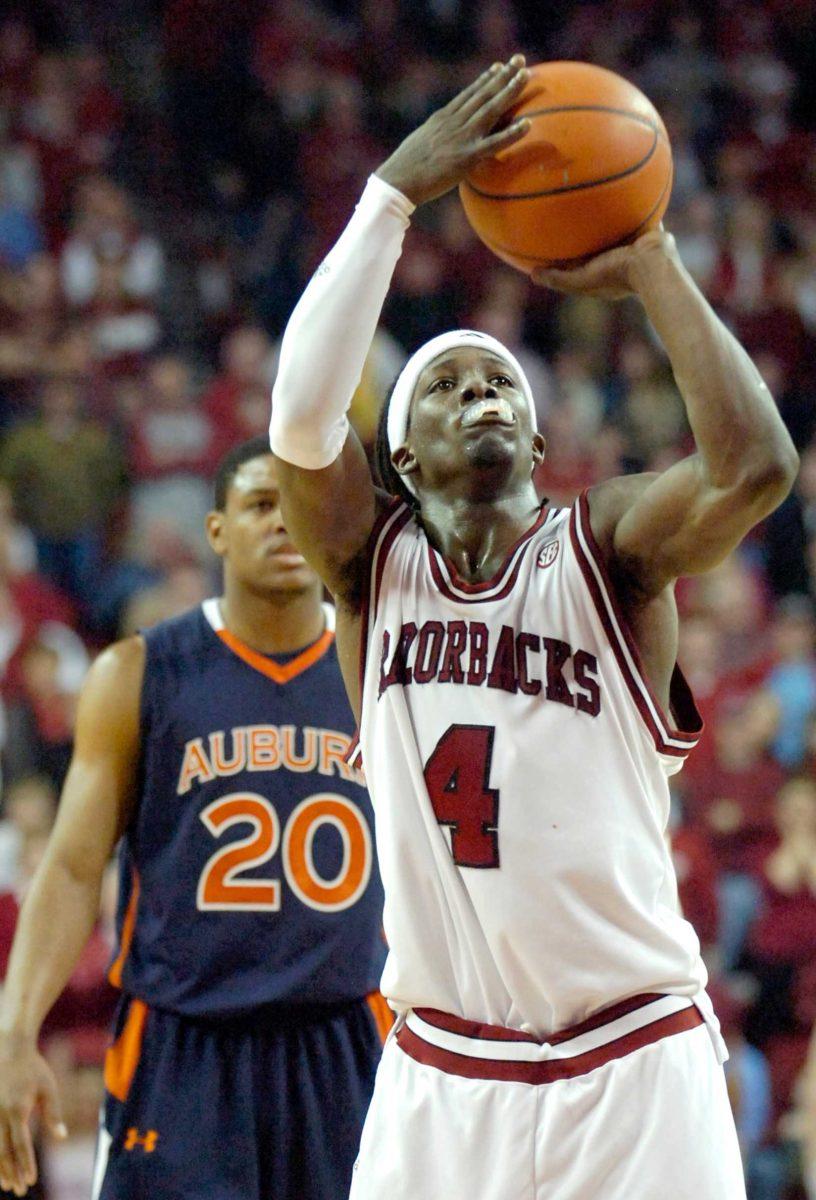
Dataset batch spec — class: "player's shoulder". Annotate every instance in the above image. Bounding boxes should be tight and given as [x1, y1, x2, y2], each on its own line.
[141, 602, 211, 658]
[75, 635, 145, 742]
[584, 473, 659, 548]
[86, 634, 146, 691]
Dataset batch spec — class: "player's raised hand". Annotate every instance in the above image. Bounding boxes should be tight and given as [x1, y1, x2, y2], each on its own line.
[0, 1034, 66, 1196]
[532, 227, 679, 301]
[376, 56, 530, 207]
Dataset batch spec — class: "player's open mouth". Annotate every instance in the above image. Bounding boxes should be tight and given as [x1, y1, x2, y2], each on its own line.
[460, 398, 516, 429]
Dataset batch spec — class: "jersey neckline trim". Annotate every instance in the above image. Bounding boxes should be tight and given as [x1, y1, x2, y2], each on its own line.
[569, 491, 702, 758]
[201, 599, 335, 685]
[427, 504, 552, 604]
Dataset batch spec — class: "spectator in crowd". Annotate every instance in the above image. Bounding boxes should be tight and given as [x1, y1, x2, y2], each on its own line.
[0, 376, 125, 605]
[60, 176, 163, 370]
[683, 691, 785, 969]
[763, 596, 816, 772]
[127, 353, 216, 563]
[715, 981, 788, 1200]
[0, 775, 56, 893]
[748, 778, 816, 1061]
[4, 638, 84, 790]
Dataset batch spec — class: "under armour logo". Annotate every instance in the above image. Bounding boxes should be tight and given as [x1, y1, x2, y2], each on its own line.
[124, 1128, 159, 1153]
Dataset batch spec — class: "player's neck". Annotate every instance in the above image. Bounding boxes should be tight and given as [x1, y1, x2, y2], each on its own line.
[217, 582, 326, 656]
[419, 486, 542, 583]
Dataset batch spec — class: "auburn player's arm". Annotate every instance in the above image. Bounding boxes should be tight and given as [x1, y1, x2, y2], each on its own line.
[270, 57, 531, 604]
[536, 231, 798, 596]
[0, 637, 143, 1197]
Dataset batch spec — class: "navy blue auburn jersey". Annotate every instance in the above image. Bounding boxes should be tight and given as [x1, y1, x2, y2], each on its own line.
[109, 601, 385, 1019]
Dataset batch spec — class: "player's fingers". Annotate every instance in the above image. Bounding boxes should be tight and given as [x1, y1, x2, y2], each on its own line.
[7, 1112, 36, 1193]
[39, 1079, 66, 1142]
[532, 265, 580, 289]
[458, 55, 526, 121]
[533, 267, 627, 301]
[476, 117, 531, 158]
[446, 61, 503, 114]
[0, 1115, 16, 1192]
[474, 63, 530, 127]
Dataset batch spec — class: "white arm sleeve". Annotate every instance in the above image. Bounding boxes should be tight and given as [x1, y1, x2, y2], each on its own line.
[269, 174, 415, 469]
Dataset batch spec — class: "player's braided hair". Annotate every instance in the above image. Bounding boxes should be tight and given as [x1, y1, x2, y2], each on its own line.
[374, 379, 419, 510]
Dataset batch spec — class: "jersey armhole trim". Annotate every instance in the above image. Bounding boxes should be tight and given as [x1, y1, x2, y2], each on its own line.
[569, 491, 702, 758]
[108, 869, 141, 988]
[348, 499, 411, 770]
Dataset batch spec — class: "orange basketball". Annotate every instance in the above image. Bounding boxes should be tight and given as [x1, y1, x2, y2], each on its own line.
[459, 61, 672, 273]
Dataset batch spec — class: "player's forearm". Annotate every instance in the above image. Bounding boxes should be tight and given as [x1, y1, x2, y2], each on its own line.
[0, 860, 102, 1041]
[269, 176, 414, 469]
[631, 247, 798, 495]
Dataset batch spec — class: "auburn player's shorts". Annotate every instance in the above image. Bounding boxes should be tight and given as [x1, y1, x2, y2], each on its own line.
[350, 994, 747, 1200]
[92, 991, 391, 1200]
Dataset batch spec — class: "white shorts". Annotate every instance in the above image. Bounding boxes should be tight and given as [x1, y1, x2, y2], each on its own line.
[349, 993, 746, 1200]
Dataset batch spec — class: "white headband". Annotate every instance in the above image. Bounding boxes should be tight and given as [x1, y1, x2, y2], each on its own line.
[386, 330, 538, 495]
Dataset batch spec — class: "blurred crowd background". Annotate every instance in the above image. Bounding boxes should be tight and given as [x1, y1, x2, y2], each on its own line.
[0, 0, 814, 1196]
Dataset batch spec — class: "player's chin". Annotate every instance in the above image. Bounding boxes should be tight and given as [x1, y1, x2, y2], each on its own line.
[257, 563, 319, 593]
[464, 428, 518, 467]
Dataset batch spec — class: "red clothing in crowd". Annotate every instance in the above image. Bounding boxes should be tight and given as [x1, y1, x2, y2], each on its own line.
[682, 757, 786, 874]
[128, 406, 219, 481]
[671, 823, 719, 945]
[750, 855, 816, 965]
[0, 573, 77, 699]
[0, 892, 116, 1034]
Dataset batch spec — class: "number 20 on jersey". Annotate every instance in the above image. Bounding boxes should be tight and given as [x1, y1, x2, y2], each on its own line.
[197, 791, 372, 914]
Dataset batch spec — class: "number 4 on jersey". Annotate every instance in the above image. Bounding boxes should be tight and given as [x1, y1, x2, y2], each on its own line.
[424, 725, 500, 869]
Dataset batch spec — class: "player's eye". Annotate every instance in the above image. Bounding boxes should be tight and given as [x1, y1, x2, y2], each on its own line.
[429, 378, 455, 393]
[490, 374, 515, 388]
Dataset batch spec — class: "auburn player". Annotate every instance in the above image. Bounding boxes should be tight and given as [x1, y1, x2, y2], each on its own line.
[268, 57, 798, 1199]
[0, 436, 388, 1200]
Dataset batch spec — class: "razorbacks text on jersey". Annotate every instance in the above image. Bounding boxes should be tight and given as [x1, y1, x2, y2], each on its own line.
[109, 601, 385, 1018]
[352, 493, 725, 1051]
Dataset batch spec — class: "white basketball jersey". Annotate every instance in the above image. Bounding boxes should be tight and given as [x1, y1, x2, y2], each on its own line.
[354, 492, 716, 1040]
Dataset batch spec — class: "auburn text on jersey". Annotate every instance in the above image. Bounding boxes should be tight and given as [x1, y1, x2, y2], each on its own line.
[177, 726, 365, 795]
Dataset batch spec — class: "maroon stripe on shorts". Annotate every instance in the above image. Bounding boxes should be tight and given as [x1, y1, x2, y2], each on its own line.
[397, 1005, 703, 1085]
[415, 993, 663, 1047]
[547, 992, 664, 1045]
[414, 1008, 540, 1043]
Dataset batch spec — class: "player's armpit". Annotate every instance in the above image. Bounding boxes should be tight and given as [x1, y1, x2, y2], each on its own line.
[592, 455, 794, 598]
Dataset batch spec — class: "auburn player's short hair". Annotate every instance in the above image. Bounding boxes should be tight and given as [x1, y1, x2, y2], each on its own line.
[213, 435, 274, 510]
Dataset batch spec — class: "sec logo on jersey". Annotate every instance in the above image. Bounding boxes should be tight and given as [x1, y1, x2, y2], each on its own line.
[537, 541, 559, 569]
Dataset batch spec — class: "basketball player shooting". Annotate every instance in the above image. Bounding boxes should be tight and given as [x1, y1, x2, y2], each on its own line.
[269, 55, 798, 1199]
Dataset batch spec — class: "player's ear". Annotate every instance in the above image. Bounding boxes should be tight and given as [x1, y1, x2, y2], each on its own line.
[205, 509, 228, 558]
[391, 444, 419, 481]
[532, 433, 546, 466]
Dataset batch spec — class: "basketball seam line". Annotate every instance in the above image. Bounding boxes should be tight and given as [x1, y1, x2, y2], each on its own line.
[512, 104, 662, 127]
[464, 120, 661, 201]
[473, 165, 673, 267]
